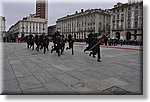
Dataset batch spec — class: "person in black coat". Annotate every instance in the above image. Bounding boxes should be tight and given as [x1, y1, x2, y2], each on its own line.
[90, 34, 101, 62]
[60, 35, 66, 55]
[84, 33, 94, 52]
[39, 34, 44, 50]
[55, 35, 62, 56]
[43, 35, 50, 54]
[51, 31, 61, 53]
[35, 35, 40, 51]
[66, 34, 74, 55]
[29, 34, 34, 50]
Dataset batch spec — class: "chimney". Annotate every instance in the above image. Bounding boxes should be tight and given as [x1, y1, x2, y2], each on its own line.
[75, 11, 78, 14]
[81, 9, 84, 13]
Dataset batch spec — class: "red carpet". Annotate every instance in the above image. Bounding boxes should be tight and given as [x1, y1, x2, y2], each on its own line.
[75, 44, 142, 51]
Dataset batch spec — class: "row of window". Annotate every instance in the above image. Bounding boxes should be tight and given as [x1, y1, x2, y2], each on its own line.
[58, 20, 110, 28]
[113, 5, 142, 13]
[112, 10, 142, 21]
[112, 21, 142, 29]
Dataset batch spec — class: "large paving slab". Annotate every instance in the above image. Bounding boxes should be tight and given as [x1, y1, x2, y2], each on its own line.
[1, 43, 143, 95]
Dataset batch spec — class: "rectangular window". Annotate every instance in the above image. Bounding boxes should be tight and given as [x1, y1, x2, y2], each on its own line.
[135, 6, 138, 9]
[134, 22, 138, 28]
[128, 21, 131, 28]
[128, 11, 132, 18]
[113, 10, 115, 13]
[121, 14, 124, 20]
[117, 14, 119, 19]
[134, 10, 139, 18]
[128, 7, 131, 10]
[113, 15, 115, 20]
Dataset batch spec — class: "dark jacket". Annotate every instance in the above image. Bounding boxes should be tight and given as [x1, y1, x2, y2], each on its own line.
[91, 38, 100, 51]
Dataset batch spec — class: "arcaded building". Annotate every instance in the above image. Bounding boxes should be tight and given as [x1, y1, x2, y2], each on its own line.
[110, 1, 143, 41]
[56, 9, 111, 39]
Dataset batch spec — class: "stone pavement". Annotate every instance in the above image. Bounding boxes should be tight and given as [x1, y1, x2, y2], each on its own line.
[1, 42, 143, 95]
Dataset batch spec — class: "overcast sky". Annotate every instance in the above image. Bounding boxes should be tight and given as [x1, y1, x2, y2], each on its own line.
[0, 0, 128, 31]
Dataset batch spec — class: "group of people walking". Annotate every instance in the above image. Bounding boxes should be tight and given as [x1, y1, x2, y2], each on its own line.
[26, 31, 75, 56]
[26, 32, 102, 62]
[26, 34, 49, 54]
[51, 32, 75, 56]
[50, 31, 73, 56]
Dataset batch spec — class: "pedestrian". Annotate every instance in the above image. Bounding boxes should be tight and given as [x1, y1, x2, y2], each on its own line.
[43, 35, 49, 54]
[66, 34, 75, 55]
[60, 35, 66, 55]
[120, 36, 123, 46]
[84, 33, 94, 53]
[55, 34, 62, 56]
[51, 31, 60, 53]
[28, 34, 34, 50]
[39, 34, 44, 50]
[34, 34, 40, 51]
[90, 34, 101, 62]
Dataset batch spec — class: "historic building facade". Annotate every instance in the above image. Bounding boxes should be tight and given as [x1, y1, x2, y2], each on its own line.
[110, 1, 143, 41]
[0, 16, 6, 38]
[56, 9, 111, 39]
[8, 14, 48, 38]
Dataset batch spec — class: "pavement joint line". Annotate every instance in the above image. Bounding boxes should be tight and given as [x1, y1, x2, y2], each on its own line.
[102, 53, 141, 66]
[28, 56, 84, 91]
[38, 63, 82, 91]
[15, 75, 34, 79]
[21, 86, 46, 91]
[4, 48, 23, 94]
[23, 54, 78, 93]
[20, 59, 51, 94]
[2, 43, 142, 94]
[75, 44, 142, 50]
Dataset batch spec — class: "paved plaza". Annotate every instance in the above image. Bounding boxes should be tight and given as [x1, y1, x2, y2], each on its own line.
[1, 42, 143, 95]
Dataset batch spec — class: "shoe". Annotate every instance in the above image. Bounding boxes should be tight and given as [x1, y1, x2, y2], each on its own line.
[97, 59, 101, 62]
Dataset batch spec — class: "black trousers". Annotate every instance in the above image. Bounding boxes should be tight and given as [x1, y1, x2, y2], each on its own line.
[94, 50, 100, 60]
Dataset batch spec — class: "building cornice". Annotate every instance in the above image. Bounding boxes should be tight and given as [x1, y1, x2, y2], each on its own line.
[57, 9, 111, 22]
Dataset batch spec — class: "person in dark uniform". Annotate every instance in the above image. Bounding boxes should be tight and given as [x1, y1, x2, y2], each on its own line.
[55, 34, 62, 56]
[26, 35, 30, 49]
[89, 34, 97, 58]
[34, 35, 40, 51]
[43, 35, 49, 54]
[51, 31, 60, 53]
[90, 34, 101, 62]
[29, 34, 34, 50]
[120, 38, 123, 46]
[66, 34, 74, 55]
[84, 33, 94, 52]
[39, 34, 44, 50]
[60, 35, 66, 55]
